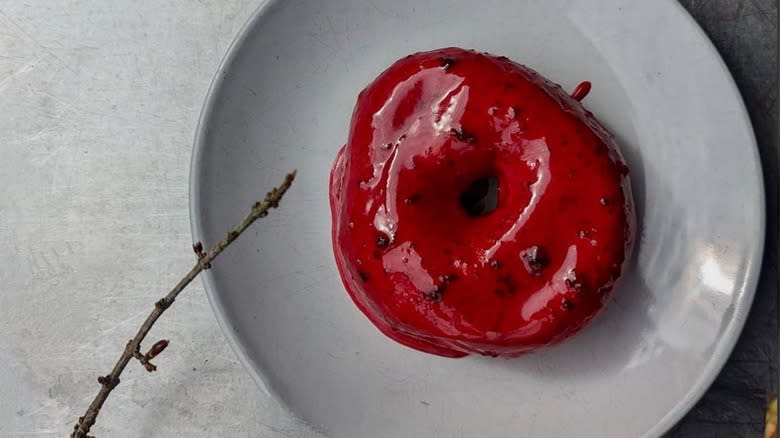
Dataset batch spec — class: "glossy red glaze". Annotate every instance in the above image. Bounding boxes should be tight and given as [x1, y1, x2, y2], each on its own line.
[330, 48, 634, 358]
[570, 81, 592, 102]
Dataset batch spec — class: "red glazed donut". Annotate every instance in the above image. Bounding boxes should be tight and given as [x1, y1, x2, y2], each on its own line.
[329, 48, 634, 358]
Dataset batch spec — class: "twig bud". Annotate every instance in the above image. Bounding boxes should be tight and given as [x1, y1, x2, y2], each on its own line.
[145, 339, 169, 360]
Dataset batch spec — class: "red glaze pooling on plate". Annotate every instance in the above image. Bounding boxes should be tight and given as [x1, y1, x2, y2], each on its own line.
[570, 81, 592, 102]
[329, 48, 635, 358]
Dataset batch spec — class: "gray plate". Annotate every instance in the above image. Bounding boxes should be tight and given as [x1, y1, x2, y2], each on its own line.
[190, 0, 765, 436]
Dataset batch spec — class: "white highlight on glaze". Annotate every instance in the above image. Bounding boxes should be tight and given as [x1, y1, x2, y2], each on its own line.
[432, 85, 469, 135]
[382, 241, 435, 294]
[483, 138, 551, 260]
[368, 69, 466, 241]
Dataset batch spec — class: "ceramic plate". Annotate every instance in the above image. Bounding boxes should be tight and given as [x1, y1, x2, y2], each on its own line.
[190, 1, 765, 436]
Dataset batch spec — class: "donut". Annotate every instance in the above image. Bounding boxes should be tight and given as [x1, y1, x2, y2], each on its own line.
[329, 48, 634, 358]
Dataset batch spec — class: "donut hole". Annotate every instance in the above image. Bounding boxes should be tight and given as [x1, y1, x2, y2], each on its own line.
[459, 176, 499, 217]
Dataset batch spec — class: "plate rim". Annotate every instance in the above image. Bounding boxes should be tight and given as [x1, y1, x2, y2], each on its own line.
[188, 1, 766, 436]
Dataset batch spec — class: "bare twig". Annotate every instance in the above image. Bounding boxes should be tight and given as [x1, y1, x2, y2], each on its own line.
[71, 171, 296, 438]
